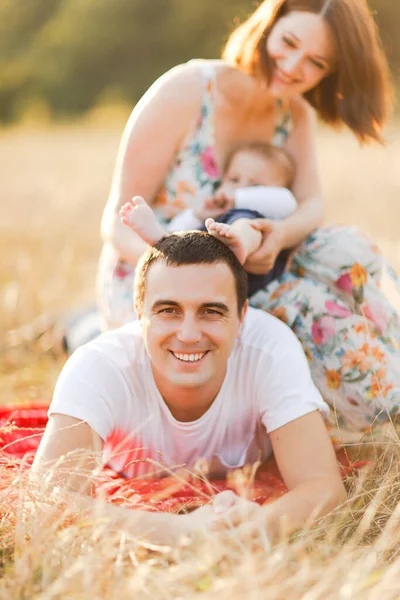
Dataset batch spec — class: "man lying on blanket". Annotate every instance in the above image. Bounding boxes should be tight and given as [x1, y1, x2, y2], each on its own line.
[32, 231, 346, 546]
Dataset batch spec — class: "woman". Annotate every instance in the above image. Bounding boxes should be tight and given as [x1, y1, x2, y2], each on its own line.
[99, 0, 399, 435]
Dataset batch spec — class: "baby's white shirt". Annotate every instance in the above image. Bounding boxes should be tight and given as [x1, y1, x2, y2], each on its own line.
[166, 187, 298, 232]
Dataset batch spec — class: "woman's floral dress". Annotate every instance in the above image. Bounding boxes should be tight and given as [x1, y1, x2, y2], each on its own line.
[97, 60, 400, 439]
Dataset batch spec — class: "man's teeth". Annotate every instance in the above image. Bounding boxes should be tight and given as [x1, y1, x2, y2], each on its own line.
[172, 352, 206, 362]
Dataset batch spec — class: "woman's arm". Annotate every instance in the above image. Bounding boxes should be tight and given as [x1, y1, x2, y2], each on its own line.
[278, 99, 324, 248]
[243, 100, 324, 274]
[101, 64, 203, 264]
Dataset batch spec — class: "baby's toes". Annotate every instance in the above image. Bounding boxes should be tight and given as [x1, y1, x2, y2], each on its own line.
[218, 224, 231, 237]
[120, 203, 132, 215]
[132, 195, 146, 207]
[205, 217, 215, 230]
[212, 222, 224, 232]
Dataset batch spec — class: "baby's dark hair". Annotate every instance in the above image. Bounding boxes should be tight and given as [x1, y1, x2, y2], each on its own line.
[225, 142, 295, 188]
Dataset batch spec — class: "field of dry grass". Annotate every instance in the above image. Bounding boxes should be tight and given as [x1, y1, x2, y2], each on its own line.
[1, 121, 400, 599]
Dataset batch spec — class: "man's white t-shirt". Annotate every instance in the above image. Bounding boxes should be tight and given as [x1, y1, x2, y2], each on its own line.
[49, 308, 329, 478]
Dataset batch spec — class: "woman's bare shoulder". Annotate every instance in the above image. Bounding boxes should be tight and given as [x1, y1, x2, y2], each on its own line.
[149, 60, 215, 104]
[140, 60, 245, 126]
[128, 61, 213, 128]
[216, 62, 255, 100]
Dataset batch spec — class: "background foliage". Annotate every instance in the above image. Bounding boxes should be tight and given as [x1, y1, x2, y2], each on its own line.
[0, 0, 398, 122]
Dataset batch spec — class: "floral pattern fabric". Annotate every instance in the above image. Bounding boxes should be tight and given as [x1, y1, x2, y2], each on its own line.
[152, 62, 222, 223]
[251, 226, 400, 435]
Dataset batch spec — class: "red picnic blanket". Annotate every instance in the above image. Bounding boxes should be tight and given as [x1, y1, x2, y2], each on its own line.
[0, 404, 361, 512]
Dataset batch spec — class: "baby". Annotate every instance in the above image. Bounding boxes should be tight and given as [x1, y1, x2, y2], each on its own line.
[120, 143, 297, 292]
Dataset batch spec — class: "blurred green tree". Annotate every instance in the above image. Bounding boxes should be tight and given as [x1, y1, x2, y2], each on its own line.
[0, 0, 61, 119]
[0, 0, 397, 122]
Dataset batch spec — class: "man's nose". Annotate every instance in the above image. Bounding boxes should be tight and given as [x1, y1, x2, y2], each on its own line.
[176, 315, 202, 344]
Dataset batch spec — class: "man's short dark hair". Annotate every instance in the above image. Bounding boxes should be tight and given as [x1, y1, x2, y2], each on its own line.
[134, 231, 248, 315]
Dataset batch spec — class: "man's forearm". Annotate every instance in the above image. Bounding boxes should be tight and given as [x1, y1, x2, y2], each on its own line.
[281, 196, 324, 250]
[262, 477, 347, 542]
[53, 488, 190, 546]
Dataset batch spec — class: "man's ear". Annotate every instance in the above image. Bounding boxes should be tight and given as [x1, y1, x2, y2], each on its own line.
[238, 299, 248, 333]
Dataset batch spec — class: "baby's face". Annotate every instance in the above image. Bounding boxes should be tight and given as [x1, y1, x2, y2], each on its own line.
[223, 150, 286, 189]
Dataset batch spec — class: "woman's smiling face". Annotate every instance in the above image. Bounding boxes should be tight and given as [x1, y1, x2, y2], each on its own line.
[266, 11, 337, 98]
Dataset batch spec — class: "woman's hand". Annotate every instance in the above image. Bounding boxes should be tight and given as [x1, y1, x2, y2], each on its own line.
[244, 219, 287, 274]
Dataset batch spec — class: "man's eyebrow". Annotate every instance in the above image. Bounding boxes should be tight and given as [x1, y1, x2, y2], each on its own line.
[286, 32, 331, 63]
[151, 300, 230, 313]
[200, 302, 230, 313]
[151, 300, 180, 310]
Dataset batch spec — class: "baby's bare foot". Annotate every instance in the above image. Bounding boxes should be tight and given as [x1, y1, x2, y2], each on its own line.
[120, 196, 167, 245]
[205, 218, 247, 264]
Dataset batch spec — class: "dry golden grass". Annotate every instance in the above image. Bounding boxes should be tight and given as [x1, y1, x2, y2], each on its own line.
[1, 442, 400, 600]
[0, 121, 400, 598]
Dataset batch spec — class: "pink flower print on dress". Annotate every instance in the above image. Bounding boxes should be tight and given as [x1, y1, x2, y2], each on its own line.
[347, 397, 360, 406]
[311, 316, 337, 345]
[200, 147, 220, 178]
[325, 300, 352, 318]
[114, 260, 132, 280]
[335, 273, 353, 294]
[363, 301, 388, 335]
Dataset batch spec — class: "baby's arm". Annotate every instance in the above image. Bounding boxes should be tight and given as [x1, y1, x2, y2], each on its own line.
[234, 187, 298, 219]
[166, 187, 298, 231]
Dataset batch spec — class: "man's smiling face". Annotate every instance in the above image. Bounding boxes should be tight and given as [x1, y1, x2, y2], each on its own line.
[138, 260, 247, 397]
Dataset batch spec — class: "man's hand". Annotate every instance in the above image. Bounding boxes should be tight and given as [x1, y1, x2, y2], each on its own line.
[180, 490, 263, 542]
[244, 219, 287, 274]
[206, 490, 270, 548]
[209, 490, 262, 527]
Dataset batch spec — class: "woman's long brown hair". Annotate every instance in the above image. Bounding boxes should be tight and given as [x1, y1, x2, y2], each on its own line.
[223, 0, 394, 144]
